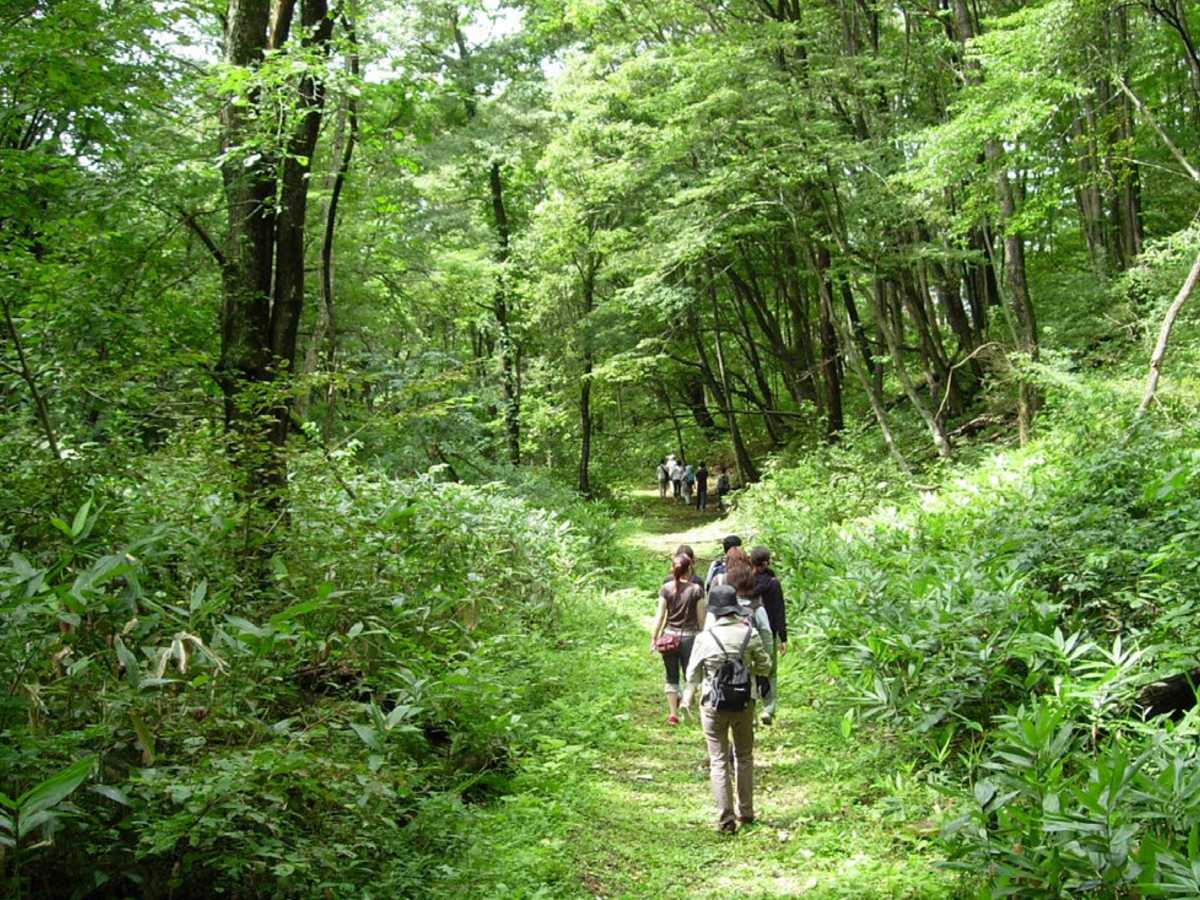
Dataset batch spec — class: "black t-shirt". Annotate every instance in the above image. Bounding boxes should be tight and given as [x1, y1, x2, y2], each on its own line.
[696, 467, 709, 490]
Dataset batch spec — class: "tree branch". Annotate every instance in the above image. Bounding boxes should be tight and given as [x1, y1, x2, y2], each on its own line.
[178, 208, 228, 269]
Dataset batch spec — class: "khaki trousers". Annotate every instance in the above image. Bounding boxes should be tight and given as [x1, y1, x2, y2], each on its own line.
[701, 704, 755, 829]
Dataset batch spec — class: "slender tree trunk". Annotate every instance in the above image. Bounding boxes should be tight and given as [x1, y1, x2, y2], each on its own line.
[814, 245, 844, 439]
[578, 262, 596, 495]
[1, 295, 61, 462]
[829, 292, 909, 471]
[1135, 246, 1200, 419]
[874, 279, 952, 457]
[490, 162, 521, 465]
[708, 270, 759, 483]
[985, 140, 1041, 444]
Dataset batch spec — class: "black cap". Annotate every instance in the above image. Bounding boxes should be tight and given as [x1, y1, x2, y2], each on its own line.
[707, 585, 741, 618]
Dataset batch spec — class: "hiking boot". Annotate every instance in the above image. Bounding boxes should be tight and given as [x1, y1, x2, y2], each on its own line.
[716, 822, 737, 835]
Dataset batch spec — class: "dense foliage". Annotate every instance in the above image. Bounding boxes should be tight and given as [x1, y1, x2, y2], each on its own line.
[4, 0, 1200, 895]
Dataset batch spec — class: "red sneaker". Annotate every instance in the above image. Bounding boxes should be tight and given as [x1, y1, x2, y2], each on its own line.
[667, 714, 680, 725]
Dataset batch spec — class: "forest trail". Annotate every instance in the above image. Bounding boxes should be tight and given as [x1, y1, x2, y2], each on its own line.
[559, 490, 955, 899]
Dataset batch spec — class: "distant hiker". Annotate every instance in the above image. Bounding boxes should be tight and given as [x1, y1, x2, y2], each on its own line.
[675, 545, 706, 593]
[705, 535, 742, 592]
[670, 458, 684, 501]
[656, 458, 670, 499]
[695, 462, 709, 511]
[751, 546, 787, 725]
[650, 554, 707, 725]
[684, 584, 772, 833]
[682, 463, 695, 505]
[716, 466, 732, 510]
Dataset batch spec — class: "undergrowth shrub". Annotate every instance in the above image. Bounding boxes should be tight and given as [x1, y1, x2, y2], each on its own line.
[0, 439, 602, 897]
[742, 392, 1200, 896]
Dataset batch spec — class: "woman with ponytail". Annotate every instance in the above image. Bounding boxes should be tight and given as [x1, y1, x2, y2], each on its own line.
[650, 553, 707, 724]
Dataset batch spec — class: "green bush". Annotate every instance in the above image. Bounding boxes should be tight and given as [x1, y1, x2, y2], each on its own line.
[0, 440, 603, 897]
[742, 391, 1200, 897]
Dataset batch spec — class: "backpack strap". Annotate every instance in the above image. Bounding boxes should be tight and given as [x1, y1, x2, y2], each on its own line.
[737, 626, 753, 659]
[709, 629, 727, 656]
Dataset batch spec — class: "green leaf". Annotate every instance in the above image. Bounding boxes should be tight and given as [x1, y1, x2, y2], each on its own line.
[268, 598, 327, 626]
[190, 579, 208, 611]
[17, 755, 96, 818]
[71, 498, 93, 539]
[114, 636, 140, 686]
[89, 784, 130, 806]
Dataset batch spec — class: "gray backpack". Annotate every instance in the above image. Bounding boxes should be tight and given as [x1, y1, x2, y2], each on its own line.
[708, 627, 754, 711]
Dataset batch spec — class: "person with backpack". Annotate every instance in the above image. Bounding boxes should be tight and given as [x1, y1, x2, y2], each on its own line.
[682, 463, 695, 506]
[649, 554, 707, 725]
[656, 458, 670, 499]
[751, 546, 787, 725]
[705, 535, 742, 592]
[683, 584, 772, 833]
[695, 462, 709, 511]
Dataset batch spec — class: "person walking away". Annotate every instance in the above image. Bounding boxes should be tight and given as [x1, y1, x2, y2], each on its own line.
[650, 555, 707, 725]
[671, 458, 684, 501]
[695, 462, 709, 511]
[675, 545, 706, 593]
[751, 547, 787, 725]
[682, 463, 695, 506]
[684, 584, 772, 833]
[656, 458, 670, 499]
[716, 466, 732, 511]
[705, 535, 742, 592]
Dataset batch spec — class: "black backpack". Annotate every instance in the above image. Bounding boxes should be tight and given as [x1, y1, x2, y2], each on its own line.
[708, 627, 754, 711]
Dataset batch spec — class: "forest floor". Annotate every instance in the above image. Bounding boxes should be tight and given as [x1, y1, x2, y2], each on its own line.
[437, 490, 957, 898]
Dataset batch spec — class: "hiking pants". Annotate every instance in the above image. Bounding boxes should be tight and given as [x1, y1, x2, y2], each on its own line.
[658, 478, 668, 499]
[660, 631, 696, 695]
[763, 635, 779, 717]
[696, 487, 707, 511]
[672, 479, 682, 498]
[701, 704, 755, 829]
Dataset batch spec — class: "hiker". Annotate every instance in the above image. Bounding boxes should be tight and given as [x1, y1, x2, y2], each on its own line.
[675, 545, 706, 593]
[751, 546, 787, 725]
[695, 462, 709, 511]
[716, 466, 732, 511]
[705, 534, 742, 592]
[656, 458, 670, 499]
[670, 458, 684, 501]
[650, 554, 707, 725]
[683, 584, 772, 833]
[682, 463, 695, 506]
[727, 559, 775, 718]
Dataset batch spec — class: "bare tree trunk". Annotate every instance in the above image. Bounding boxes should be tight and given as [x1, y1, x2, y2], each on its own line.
[1135, 246, 1200, 419]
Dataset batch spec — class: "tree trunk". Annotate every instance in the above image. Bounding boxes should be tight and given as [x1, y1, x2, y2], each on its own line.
[218, 0, 334, 505]
[490, 162, 521, 466]
[814, 245, 844, 439]
[708, 269, 760, 483]
[578, 262, 596, 495]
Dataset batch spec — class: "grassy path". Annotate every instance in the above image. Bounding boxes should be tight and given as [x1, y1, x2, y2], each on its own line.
[432, 490, 955, 898]
[560, 490, 955, 898]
